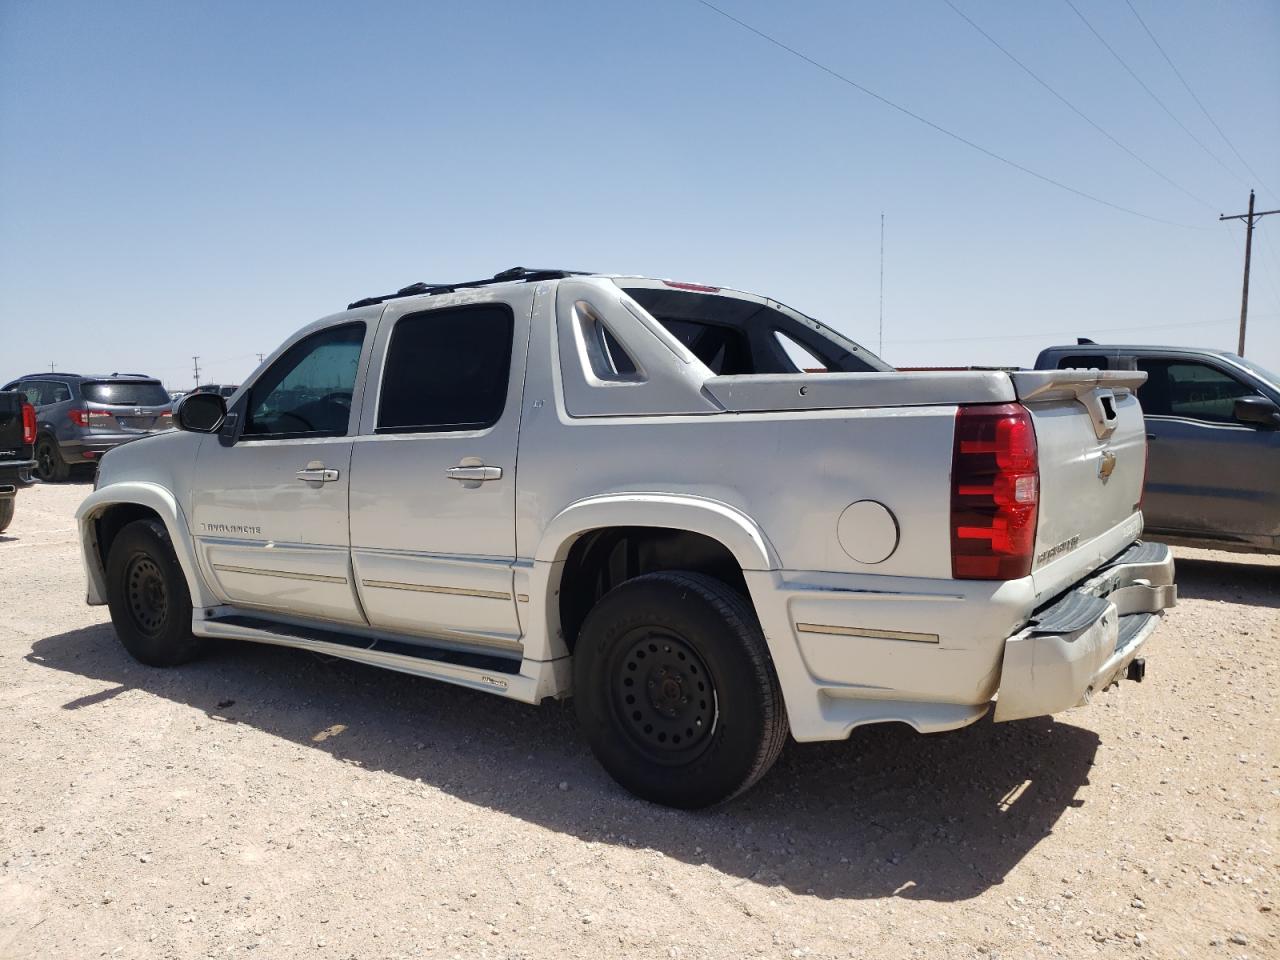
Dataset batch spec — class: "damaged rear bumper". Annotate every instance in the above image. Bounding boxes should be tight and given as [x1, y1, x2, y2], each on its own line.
[994, 541, 1176, 723]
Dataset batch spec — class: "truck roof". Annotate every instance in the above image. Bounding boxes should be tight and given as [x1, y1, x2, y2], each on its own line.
[1040, 343, 1241, 360]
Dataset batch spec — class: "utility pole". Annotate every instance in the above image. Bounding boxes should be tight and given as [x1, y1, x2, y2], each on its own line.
[191, 355, 201, 387]
[256, 353, 265, 364]
[1220, 189, 1280, 356]
[49, 362, 55, 373]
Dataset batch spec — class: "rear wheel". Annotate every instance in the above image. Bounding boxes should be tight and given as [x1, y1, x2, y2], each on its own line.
[573, 571, 788, 808]
[0, 498, 13, 533]
[33, 436, 69, 483]
[105, 519, 205, 666]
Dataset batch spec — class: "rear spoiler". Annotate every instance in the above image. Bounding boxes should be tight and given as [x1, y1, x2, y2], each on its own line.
[1010, 370, 1147, 440]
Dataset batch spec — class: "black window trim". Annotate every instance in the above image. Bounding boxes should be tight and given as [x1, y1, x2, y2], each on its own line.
[238, 321, 368, 443]
[373, 302, 516, 436]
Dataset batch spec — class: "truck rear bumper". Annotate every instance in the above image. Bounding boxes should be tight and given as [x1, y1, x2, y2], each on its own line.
[993, 542, 1176, 722]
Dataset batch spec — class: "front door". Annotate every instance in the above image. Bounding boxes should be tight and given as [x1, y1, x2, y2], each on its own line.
[191, 320, 373, 624]
[348, 291, 530, 652]
[1138, 357, 1280, 543]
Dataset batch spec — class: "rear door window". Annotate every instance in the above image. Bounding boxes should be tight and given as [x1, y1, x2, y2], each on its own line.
[377, 304, 514, 433]
[82, 381, 170, 406]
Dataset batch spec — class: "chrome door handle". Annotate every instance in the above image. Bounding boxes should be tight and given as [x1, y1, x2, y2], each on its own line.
[446, 465, 502, 482]
[296, 466, 339, 483]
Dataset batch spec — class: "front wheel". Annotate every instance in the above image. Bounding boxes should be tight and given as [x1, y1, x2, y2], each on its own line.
[105, 518, 205, 667]
[573, 571, 788, 808]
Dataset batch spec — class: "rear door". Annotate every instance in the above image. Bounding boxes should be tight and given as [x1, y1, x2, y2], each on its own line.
[191, 320, 373, 625]
[348, 291, 530, 652]
[1136, 357, 1280, 544]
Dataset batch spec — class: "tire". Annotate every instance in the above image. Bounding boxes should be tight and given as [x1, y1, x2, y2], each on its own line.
[573, 571, 788, 808]
[0, 498, 13, 534]
[105, 518, 205, 667]
[33, 436, 69, 483]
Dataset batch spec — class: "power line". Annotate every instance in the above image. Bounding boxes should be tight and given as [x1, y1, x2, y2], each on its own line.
[1123, 0, 1274, 201]
[884, 314, 1245, 345]
[1061, 0, 1247, 190]
[692, 0, 1199, 229]
[941, 0, 1215, 210]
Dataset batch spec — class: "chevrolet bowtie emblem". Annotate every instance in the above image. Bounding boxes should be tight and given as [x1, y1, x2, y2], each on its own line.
[1098, 450, 1117, 481]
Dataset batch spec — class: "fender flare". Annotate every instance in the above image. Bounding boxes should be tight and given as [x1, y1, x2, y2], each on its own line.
[534, 492, 780, 572]
[76, 482, 216, 608]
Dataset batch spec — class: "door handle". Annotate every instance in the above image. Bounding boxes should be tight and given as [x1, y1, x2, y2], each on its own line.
[1146, 433, 1157, 440]
[296, 465, 340, 483]
[446, 465, 502, 482]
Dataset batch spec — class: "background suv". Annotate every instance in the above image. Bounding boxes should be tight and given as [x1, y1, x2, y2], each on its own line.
[0, 373, 173, 481]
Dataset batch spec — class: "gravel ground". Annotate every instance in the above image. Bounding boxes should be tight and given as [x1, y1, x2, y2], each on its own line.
[0, 482, 1276, 960]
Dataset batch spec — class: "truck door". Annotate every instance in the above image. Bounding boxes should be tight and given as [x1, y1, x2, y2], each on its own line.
[1137, 357, 1280, 544]
[347, 289, 531, 653]
[191, 321, 373, 625]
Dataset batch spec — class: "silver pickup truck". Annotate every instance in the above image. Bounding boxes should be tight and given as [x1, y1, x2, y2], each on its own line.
[77, 268, 1176, 807]
[1037, 343, 1280, 554]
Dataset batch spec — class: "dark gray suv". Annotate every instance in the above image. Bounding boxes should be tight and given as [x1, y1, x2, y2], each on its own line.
[0, 373, 173, 482]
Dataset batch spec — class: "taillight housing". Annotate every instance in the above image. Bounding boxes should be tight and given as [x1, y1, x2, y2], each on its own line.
[951, 403, 1040, 580]
[21, 403, 36, 446]
[70, 408, 114, 426]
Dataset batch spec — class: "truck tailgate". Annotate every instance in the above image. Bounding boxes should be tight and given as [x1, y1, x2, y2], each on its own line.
[1010, 370, 1148, 599]
[0, 393, 26, 461]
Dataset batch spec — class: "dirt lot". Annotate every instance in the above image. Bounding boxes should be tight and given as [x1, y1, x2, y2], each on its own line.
[0, 482, 1276, 960]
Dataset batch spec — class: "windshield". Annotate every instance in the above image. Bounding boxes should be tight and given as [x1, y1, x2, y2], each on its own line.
[82, 380, 170, 406]
[1243, 360, 1280, 390]
[620, 285, 893, 375]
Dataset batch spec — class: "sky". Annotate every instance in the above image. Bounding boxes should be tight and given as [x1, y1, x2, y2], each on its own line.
[1, 0, 1278, 389]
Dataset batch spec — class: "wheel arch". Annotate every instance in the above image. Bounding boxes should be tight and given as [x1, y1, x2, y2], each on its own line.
[525, 494, 781, 662]
[76, 483, 216, 608]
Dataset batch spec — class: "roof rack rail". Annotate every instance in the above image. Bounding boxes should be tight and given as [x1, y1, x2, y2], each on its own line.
[347, 266, 589, 310]
[14, 372, 80, 380]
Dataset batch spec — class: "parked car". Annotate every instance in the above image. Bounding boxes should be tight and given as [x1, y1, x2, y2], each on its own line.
[0, 389, 36, 533]
[0, 373, 174, 482]
[192, 384, 240, 399]
[77, 268, 1175, 807]
[1035, 343, 1280, 554]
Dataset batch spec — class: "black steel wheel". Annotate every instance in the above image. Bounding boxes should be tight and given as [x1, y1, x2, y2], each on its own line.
[573, 571, 788, 808]
[609, 627, 717, 765]
[125, 554, 169, 637]
[105, 518, 205, 667]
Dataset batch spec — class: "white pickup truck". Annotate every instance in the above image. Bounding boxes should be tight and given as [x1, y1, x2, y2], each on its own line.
[77, 268, 1176, 807]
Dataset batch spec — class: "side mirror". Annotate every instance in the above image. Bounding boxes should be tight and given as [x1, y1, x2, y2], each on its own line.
[1233, 395, 1280, 428]
[175, 392, 227, 433]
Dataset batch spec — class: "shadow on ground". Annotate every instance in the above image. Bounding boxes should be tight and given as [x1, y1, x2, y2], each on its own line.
[1173, 554, 1279, 609]
[27, 624, 1101, 903]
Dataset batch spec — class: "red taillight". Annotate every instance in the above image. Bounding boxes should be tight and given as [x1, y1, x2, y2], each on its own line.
[21, 403, 36, 445]
[662, 279, 721, 293]
[70, 408, 115, 426]
[951, 403, 1040, 580]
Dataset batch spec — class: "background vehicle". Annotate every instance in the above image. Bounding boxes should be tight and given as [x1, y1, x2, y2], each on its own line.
[78, 269, 1174, 807]
[0, 373, 174, 482]
[1036, 343, 1280, 554]
[0, 390, 36, 533]
[191, 383, 240, 399]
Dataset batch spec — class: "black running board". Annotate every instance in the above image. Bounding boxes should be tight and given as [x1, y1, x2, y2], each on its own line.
[206, 614, 521, 675]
